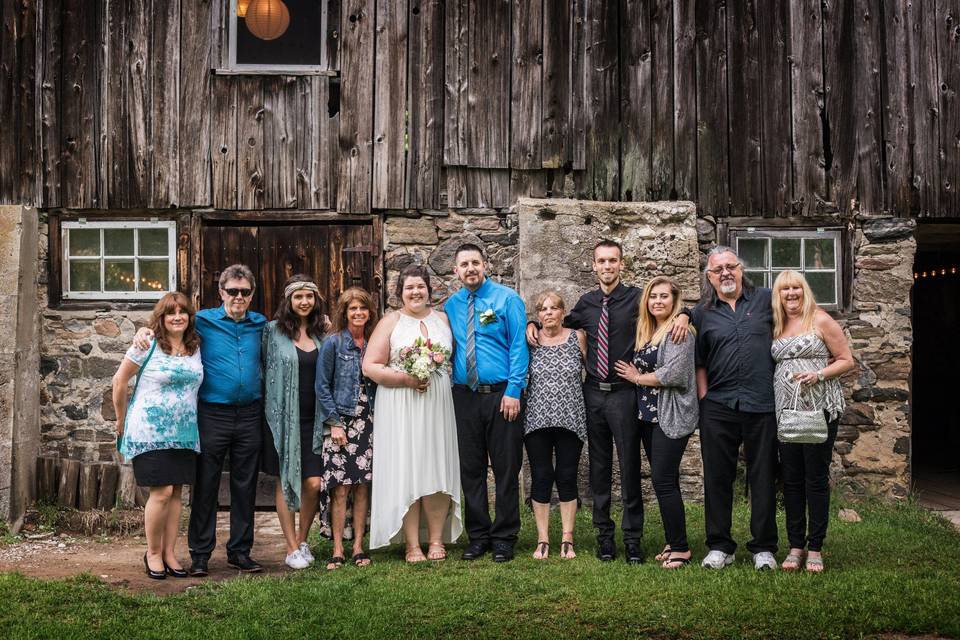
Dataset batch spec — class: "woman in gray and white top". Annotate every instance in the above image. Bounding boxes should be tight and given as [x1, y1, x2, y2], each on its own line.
[615, 276, 698, 569]
[771, 270, 853, 573]
[524, 291, 587, 560]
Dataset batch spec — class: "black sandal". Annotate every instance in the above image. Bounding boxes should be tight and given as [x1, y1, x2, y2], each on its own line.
[326, 556, 345, 570]
[662, 554, 691, 569]
[353, 552, 371, 567]
[560, 540, 575, 559]
[534, 541, 549, 559]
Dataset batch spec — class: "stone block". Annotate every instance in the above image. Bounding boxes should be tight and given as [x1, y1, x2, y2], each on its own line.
[83, 356, 120, 379]
[427, 233, 483, 276]
[861, 217, 916, 242]
[93, 319, 121, 337]
[385, 217, 438, 245]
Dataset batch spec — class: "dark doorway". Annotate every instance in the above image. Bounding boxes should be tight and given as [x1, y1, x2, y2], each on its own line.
[200, 220, 380, 319]
[912, 223, 960, 510]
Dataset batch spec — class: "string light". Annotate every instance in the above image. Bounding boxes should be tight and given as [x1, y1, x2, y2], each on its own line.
[913, 266, 959, 281]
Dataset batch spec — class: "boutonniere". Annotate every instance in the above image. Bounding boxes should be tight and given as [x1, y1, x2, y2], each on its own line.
[478, 309, 498, 326]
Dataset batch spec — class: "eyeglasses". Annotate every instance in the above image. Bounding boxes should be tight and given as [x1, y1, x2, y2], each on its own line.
[706, 263, 742, 275]
[223, 287, 253, 298]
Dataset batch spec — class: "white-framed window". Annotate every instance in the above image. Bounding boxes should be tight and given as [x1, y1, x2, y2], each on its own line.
[227, 0, 324, 73]
[61, 221, 177, 300]
[729, 227, 843, 309]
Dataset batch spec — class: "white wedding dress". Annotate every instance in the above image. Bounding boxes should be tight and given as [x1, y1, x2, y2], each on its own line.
[369, 311, 463, 549]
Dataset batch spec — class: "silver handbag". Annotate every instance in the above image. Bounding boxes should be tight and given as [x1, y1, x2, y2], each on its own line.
[777, 381, 828, 444]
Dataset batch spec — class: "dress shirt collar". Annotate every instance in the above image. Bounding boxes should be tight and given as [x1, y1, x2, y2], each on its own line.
[215, 304, 251, 322]
[465, 276, 492, 298]
[711, 285, 754, 308]
[598, 281, 628, 301]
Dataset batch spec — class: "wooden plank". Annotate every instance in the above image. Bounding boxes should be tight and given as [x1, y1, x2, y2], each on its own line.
[150, 0, 180, 208]
[541, 0, 570, 169]
[620, 0, 652, 201]
[490, 168, 511, 207]
[237, 76, 265, 210]
[39, 0, 62, 208]
[569, 0, 587, 170]
[36, 456, 59, 502]
[726, 0, 761, 216]
[584, 0, 620, 200]
[908, 0, 940, 218]
[673, 0, 696, 201]
[78, 463, 100, 511]
[650, 0, 674, 200]
[695, 0, 728, 217]
[757, 0, 792, 216]
[405, 0, 443, 209]
[443, 0, 468, 166]
[789, 0, 827, 215]
[106, 0, 127, 208]
[211, 75, 238, 209]
[15, 0, 38, 204]
[61, 0, 104, 208]
[124, 0, 150, 208]
[322, 0, 342, 71]
[465, 168, 494, 208]
[295, 76, 330, 209]
[263, 76, 298, 208]
[372, 0, 408, 209]
[937, 0, 960, 217]
[510, 0, 542, 169]
[179, 0, 213, 207]
[0, 0, 17, 202]
[329, 111, 340, 207]
[57, 458, 81, 508]
[466, 0, 510, 168]
[510, 169, 549, 201]
[446, 165, 467, 208]
[882, 0, 912, 215]
[337, 0, 375, 213]
[97, 463, 119, 510]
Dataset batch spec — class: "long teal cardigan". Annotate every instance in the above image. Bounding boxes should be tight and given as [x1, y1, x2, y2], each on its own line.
[262, 321, 325, 510]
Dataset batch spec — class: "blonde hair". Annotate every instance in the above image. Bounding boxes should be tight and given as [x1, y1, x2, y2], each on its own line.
[635, 276, 683, 349]
[533, 290, 565, 313]
[772, 270, 819, 338]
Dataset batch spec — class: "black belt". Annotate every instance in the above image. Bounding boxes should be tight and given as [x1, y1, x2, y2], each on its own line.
[584, 377, 633, 392]
[453, 382, 508, 394]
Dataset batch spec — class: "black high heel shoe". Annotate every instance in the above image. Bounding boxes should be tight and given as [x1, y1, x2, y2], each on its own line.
[164, 562, 189, 578]
[144, 553, 166, 580]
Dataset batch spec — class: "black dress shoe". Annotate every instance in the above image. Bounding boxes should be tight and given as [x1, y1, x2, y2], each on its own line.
[461, 541, 490, 561]
[596, 539, 616, 562]
[625, 543, 645, 565]
[491, 543, 514, 563]
[143, 553, 166, 580]
[227, 553, 263, 573]
[164, 562, 189, 578]
[188, 556, 209, 577]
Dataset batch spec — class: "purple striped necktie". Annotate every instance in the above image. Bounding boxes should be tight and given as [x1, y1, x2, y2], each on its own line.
[597, 295, 610, 379]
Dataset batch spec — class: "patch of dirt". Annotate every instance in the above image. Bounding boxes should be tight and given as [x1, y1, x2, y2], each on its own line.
[0, 512, 296, 595]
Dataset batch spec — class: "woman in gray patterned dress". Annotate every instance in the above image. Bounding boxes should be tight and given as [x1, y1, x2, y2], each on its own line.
[771, 270, 854, 573]
[524, 291, 587, 560]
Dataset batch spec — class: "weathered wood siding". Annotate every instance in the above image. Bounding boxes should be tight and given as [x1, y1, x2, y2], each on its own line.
[2, 0, 960, 218]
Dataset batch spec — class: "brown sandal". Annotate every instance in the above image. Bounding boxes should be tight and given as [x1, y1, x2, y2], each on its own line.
[426, 542, 447, 561]
[533, 541, 549, 560]
[405, 547, 427, 563]
[560, 531, 576, 559]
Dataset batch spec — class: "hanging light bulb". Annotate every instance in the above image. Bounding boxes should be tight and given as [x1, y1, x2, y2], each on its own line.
[237, 0, 251, 17]
[246, 0, 290, 41]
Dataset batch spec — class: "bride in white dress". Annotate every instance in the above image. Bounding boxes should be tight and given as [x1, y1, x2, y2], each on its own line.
[362, 265, 463, 561]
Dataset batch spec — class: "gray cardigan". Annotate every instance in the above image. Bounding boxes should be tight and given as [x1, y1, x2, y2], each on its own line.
[652, 332, 699, 438]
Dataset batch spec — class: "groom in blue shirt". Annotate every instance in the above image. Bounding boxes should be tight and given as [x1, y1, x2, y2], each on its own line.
[445, 243, 529, 562]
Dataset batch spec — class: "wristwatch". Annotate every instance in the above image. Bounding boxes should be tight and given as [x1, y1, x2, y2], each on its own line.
[816, 370, 825, 383]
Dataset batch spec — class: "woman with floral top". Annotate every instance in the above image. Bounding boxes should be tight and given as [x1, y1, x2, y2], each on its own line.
[614, 276, 698, 569]
[113, 291, 204, 580]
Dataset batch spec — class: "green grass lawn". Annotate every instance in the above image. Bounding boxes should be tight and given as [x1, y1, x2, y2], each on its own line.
[1, 496, 958, 640]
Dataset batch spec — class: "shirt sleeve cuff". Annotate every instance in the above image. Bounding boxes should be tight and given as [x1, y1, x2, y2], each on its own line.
[505, 384, 523, 399]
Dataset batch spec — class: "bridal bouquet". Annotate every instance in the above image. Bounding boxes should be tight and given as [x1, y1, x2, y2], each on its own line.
[398, 337, 451, 381]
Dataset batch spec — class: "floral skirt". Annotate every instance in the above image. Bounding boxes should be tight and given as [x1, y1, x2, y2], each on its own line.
[318, 391, 373, 539]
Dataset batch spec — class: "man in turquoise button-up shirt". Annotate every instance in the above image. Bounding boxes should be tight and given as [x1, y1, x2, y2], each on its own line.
[444, 243, 529, 562]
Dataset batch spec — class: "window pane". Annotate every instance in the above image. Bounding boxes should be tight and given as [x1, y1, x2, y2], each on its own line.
[104, 260, 136, 291]
[104, 229, 135, 256]
[744, 270, 767, 288]
[771, 238, 802, 268]
[139, 228, 169, 256]
[139, 259, 170, 293]
[805, 271, 836, 305]
[236, 0, 322, 66]
[738, 238, 768, 270]
[69, 261, 101, 291]
[68, 229, 100, 257]
[804, 238, 836, 269]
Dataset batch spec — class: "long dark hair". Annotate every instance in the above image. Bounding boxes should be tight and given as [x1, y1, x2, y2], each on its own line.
[331, 287, 378, 340]
[149, 292, 200, 356]
[273, 274, 326, 340]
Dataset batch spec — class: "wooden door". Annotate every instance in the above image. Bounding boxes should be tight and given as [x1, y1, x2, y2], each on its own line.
[200, 221, 379, 319]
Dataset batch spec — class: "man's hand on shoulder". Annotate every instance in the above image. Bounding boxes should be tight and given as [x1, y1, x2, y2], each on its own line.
[525, 321, 540, 347]
[133, 327, 154, 350]
[670, 312, 690, 343]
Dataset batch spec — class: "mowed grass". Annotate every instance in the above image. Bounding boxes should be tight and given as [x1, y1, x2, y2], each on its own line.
[0, 496, 958, 640]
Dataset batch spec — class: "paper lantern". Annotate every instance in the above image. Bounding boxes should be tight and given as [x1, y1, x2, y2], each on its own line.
[236, 0, 251, 17]
[245, 0, 290, 41]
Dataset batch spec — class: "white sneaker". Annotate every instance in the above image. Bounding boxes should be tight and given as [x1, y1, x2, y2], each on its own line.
[285, 549, 310, 570]
[753, 551, 777, 571]
[701, 549, 735, 569]
[298, 542, 315, 564]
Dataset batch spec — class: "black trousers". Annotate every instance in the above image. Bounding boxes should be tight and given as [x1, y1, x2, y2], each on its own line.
[452, 386, 524, 545]
[648, 424, 691, 552]
[779, 416, 839, 552]
[524, 427, 584, 503]
[583, 385, 652, 544]
[699, 399, 778, 555]
[188, 400, 263, 559]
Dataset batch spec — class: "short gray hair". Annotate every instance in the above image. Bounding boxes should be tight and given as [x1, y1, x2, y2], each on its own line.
[218, 264, 256, 291]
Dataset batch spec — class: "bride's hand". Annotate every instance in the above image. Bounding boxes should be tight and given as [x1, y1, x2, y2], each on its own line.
[405, 374, 430, 393]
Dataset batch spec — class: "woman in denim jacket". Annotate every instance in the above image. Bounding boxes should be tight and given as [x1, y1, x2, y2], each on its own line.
[315, 287, 378, 568]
